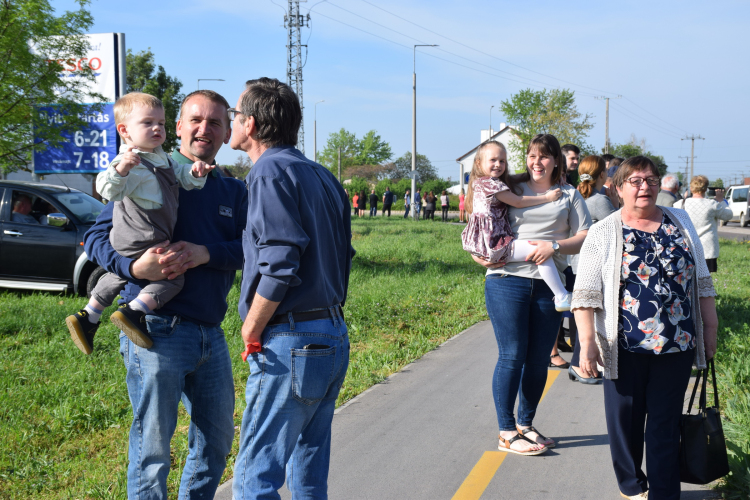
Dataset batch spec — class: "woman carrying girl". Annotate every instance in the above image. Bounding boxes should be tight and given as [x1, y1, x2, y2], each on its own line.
[462, 140, 571, 311]
[469, 136, 591, 456]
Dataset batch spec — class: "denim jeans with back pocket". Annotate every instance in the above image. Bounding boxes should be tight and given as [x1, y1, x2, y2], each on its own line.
[233, 307, 350, 500]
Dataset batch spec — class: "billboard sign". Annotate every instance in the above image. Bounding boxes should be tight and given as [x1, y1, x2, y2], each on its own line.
[33, 33, 126, 174]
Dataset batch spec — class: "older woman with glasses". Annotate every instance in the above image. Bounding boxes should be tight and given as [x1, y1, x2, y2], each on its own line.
[572, 156, 719, 500]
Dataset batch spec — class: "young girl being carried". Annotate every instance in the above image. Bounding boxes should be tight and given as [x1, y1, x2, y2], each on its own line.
[461, 140, 572, 311]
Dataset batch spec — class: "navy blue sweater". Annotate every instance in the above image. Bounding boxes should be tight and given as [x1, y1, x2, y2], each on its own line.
[239, 146, 353, 320]
[84, 151, 247, 326]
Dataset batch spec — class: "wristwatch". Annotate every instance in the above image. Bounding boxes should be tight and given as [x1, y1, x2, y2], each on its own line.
[551, 240, 560, 255]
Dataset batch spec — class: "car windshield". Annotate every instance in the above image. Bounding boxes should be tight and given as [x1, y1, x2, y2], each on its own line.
[51, 191, 105, 223]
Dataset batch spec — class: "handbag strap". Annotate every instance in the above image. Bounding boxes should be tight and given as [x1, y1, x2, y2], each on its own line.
[686, 359, 721, 414]
[709, 358, 720, 409]
[686, 367, 704, 414]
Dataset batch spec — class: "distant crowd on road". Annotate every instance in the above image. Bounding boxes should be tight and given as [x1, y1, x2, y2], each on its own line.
[349, 186, 456, 222]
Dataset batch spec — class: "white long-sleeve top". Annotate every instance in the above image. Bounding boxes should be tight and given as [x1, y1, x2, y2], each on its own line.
[674, 197, 733, 259]
[571, 207, 717, 379]
[96, 145, 205, 209]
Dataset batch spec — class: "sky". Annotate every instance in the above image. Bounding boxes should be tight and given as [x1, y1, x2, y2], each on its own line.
[57, 0, 750, 184]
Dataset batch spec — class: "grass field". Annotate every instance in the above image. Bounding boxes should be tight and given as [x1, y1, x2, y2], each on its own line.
[0, 221, 747, 499]
[0, 218, 487, 499]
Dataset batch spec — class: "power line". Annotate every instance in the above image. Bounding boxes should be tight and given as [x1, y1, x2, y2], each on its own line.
[609, 102, 683, 139]
[355, 0, 616, 96]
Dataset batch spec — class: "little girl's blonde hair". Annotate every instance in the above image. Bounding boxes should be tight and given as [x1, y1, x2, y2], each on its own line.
[465, 141, 510, 214]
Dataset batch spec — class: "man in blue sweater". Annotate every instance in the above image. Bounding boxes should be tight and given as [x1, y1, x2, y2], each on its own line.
[84, 90, 247, 499]
[230, 78, 353, 500]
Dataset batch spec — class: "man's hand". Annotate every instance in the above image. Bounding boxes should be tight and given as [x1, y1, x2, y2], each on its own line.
[714, 188, 725, 203]
[470, 254, 506, 269]
[130, 241, 209, 281]
[156, 241, 210, 279]
[191, 161, 215, 178]
[240, 294, 281, 360]
[526, 241, 555, 265]
[115, 146, 140, 176]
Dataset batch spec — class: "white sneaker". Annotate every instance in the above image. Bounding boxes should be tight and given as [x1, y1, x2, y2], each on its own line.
[554, 292, 572, 312]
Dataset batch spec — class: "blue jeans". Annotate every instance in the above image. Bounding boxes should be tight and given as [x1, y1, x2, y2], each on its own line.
[119, 315, 235, 500]
[485, 274, 562, 431]
[404, 205, 410, 218]
[233, 308, 349, 500]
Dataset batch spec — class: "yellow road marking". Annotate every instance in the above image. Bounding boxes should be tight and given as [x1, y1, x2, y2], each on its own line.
[539, 369, 561, 403]
[451, 451, 507, 500]
[451, 369, 561, 500]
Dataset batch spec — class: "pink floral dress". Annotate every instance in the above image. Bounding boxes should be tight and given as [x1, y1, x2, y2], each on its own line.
[461, 177, 515, 263]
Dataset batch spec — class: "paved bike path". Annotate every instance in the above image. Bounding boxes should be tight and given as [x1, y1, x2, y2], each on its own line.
[216, 321, 717, 499]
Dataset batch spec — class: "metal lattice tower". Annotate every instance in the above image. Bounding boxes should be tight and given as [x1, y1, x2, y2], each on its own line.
[284, 1, 309, 155]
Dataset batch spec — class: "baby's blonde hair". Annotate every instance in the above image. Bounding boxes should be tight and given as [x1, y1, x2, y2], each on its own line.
[114, 92, 163, 127]
[465, 141, 509, 214]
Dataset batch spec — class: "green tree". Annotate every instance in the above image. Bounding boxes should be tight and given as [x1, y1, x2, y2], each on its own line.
[357, 130, 392, 165]
[711, 178, 725, 188]
[0, 0, 104, 173]
[608, 135, 668, 176]
[223, 154, 252, 179]
[318, 128, 359, 173]
[421, 178, 452, 197]
[126, 48, 184, 152]
[500, 88, 594, 168]
[389, 152, 437, 182]
[318, 128, 393, 175]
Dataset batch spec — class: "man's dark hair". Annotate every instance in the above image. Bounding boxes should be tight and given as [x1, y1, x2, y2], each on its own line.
[240, 77, 301, 147]
[180, 90, 231, 126]
[601, 153, 615, 162]
[561, 144, 580, 155]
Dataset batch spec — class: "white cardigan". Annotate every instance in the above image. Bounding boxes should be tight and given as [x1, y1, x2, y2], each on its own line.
[571, 207, 717, 379]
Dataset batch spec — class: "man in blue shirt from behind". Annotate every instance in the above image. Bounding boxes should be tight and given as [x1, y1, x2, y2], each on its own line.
[84, 90, 246, 499]
[230, 77, 354, 500]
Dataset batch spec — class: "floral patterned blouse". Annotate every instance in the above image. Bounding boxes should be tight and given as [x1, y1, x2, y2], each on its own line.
[618, 213, 696, 354]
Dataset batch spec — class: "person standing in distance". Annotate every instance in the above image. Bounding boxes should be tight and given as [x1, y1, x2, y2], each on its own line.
[382, 186, 394, 216]
[369, 188, 378, 217]
[561, 144, 580, 186]
[84, 90, 245, 499]
[231, 77, 354, 500]
[404, 188, 411, 218]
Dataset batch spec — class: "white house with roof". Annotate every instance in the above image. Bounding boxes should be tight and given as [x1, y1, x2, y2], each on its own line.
[449, 123, 521, 195]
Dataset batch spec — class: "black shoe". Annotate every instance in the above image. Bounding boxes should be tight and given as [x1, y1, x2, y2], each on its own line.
[549, 354, 570, 369]
[110, 305, 153, 348]
[568, 365, 603, 384]
[66, 310, 99, 355]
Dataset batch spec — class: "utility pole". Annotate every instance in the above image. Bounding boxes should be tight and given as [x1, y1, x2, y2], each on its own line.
[594, 95, 621, 154]
[284, 1, 309, 155]
[314, 99, 324, 163]
[411, 44, 438, 220]
[489, 105, 494, 140]
[681, 135, 705, 185]
[678, 156, 690, 195]
[337, 146, 341, 182]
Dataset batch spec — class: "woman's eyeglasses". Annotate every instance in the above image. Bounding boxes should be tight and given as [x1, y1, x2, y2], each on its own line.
[624, 177, 660, 187]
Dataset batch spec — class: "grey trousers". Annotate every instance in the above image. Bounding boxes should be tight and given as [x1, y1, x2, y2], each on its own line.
[91, 270, 184, 310]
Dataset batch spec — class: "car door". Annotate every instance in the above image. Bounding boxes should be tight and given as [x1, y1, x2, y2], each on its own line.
[0, 189, 78, 282]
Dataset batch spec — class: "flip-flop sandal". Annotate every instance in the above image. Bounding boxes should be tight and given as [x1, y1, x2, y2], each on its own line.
[498, 433, 548, 456]
[516, 425, 556, 448]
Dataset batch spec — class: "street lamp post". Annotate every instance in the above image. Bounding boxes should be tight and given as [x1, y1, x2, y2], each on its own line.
[489, 105, 494, 140]
[412, 44, 438, 220]
[197, 78, 224, 90]
[314, 100, 324, 163]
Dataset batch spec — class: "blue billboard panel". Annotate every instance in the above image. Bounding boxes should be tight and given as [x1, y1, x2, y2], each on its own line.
[33, 103, 116, 174]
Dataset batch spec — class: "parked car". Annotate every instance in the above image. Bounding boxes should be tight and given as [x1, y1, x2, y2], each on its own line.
[721, 185, 749, 227]
[0, 180, 106, 295]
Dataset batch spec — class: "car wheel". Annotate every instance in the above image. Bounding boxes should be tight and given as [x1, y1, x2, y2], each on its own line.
[742, 212, 748, 228]
[86, 266, 107, 298]
[719, 219, 727, 226]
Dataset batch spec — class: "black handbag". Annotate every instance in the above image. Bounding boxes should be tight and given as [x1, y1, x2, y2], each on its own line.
[679, 358, 729, 484]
